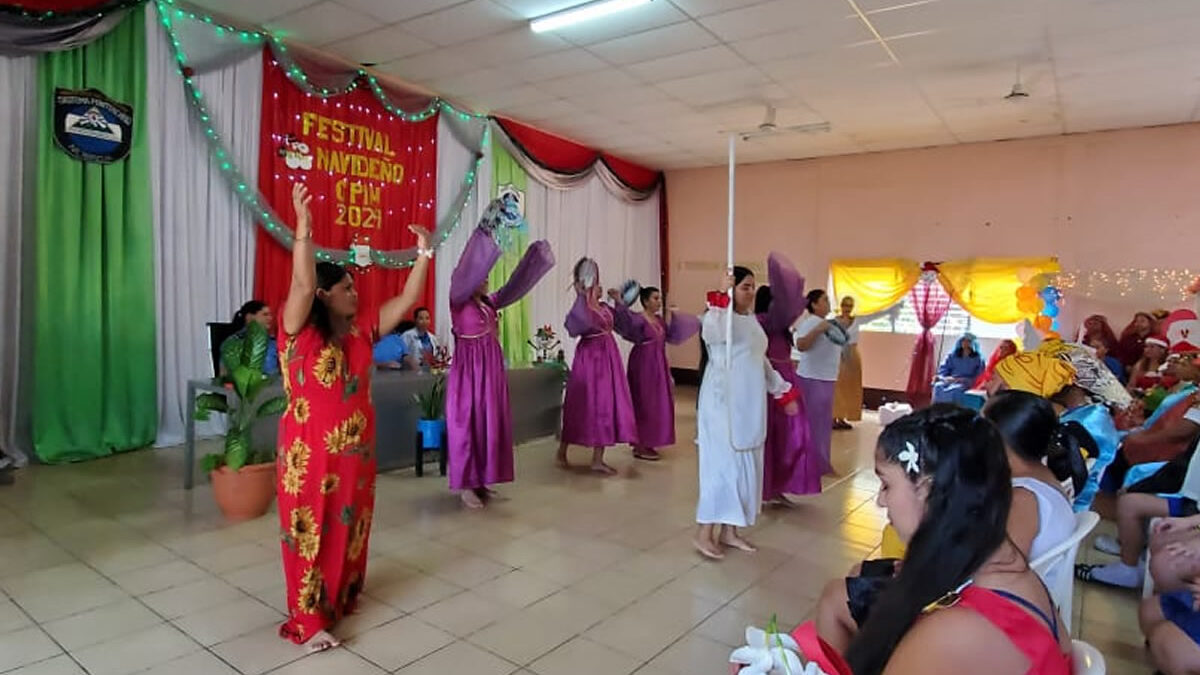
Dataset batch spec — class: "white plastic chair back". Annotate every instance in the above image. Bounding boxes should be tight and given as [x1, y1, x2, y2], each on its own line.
[1071, 639, 1106, 675]
[1031, 511, 1100, 633]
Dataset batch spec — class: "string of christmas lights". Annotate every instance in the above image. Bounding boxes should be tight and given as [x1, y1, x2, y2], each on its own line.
[155, 0, 487, 268]
[1053, 268, 1198, 302]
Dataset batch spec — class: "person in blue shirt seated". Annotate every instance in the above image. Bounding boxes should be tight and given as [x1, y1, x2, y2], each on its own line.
[401, 307, 442, 370]
[220, 300, 279, 376]
[931, 332, 985, 406]
[1087, 336, 1127, 384]
[373, 320, 416, 370]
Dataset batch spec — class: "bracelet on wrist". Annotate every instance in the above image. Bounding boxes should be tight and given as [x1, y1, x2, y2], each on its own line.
[417, 247, 434, 259]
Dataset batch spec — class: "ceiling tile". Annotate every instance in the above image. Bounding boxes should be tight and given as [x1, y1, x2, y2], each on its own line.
[539, 68, 642, 97]
[187, 0, 316, 24]
[731, 18, 876, 62]
[626, 45, 746, 83]
[462, 84, 557, 111]
[266, 1, 381, 45]
[669, 0, 769, 19]
[542, 0, 688, 45]
[332, 0, 465, 23]
[491, 0, 588, 19]
[465, 28, 570, 62]
[515, 48, 609, 82]
[322, 25, 435, 64]
[656, 66, 771, 107]
[585, 21, 717, 65]
[426, 68, 524, 97]
[379, 47, 482, 81]
[400, 0, 522, 46]
[700, 0, 849, 43]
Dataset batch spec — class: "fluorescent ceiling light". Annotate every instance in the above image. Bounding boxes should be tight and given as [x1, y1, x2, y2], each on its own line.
[530, 0, 652, 33]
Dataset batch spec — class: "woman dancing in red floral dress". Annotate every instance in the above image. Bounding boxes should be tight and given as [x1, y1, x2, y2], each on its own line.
[276, 183, 431, 652]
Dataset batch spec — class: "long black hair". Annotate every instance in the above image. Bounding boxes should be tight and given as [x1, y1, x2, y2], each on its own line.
[231, 300, 267, 331]
[983, 390, 1088, 495]
[311, 262, 350, 342]
[755, 285, 772, 315]
[845, 405, 1013, 675]
[806, 288, 827, 314]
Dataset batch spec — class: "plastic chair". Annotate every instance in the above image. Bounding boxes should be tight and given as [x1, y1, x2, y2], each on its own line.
[1030, 511, 1100, 633]
[1071, 639, 1106, 674]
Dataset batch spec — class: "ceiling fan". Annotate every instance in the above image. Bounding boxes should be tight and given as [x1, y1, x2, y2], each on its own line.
[721, 104, 831, 141]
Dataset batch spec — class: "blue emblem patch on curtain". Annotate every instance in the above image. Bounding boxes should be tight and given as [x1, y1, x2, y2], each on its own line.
[53, 88, 133, 163]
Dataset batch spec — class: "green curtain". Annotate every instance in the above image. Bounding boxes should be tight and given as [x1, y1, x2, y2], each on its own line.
[490, 144, 532, 367]
[33, 6, 157, 463]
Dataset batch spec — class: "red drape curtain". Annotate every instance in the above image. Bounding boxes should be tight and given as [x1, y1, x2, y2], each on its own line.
[253, 54, 437, 329]
[492, 116, 661, 191]
[905, 279, 951, 408]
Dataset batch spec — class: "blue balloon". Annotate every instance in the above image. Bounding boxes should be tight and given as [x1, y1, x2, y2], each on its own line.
[1044, 305, 1060, 318]
[1051, 319, 1061, 331]
[1040, 287, 1058, 303]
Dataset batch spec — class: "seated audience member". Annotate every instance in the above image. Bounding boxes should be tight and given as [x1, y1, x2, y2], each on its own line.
[1079, 331, 1200, 589]
[816, 397, 1077, 665]
[373, 320, 416, 370]
[837, 406, 1070, 675]
[1129, 334, 1170, 393]
[220, 300, 279, 376]
[932, 332, 985, 406]
[401, 307, 442, 370]
[1078, 314, 1119, 354]
[1141, 515, 1200, 675]
[974, 339, 1018, 389]
[1118, 310, 1160, 369]
[1088, 335, 1126, 384]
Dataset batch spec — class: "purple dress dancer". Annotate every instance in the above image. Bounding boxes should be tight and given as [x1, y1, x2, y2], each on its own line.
[758, 254, 824, 499]
[557, 289, 638, 474]
[447, 227, 554, 508]
[613, 302, 700, 460]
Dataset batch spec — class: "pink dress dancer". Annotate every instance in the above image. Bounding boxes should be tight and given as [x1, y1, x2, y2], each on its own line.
[556, 267, 638, 475]
[758, 253, 824, 500]
[612, 288, 700, 461]
[447, 226, 554, 509]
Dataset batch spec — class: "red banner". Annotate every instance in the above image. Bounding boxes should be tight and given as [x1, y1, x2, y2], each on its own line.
[254, 54, 437, 330]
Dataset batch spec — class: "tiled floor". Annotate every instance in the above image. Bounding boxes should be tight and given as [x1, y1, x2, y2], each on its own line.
[0, 390, 1152, 674]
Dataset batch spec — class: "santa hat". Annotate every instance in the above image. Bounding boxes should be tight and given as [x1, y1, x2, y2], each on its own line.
[1164, 309, 1200, 354]
[1145, 334, 1170, 350]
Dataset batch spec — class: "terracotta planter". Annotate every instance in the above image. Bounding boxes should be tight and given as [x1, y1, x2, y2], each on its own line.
[211, 463, 276, 521]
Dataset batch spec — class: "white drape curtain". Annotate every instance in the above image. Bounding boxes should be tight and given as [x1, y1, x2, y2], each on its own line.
[0, 55, 36, 466]
[146, 5, 262, 446]
[434, 117, 492, 348]
[525, 177, 661, 363]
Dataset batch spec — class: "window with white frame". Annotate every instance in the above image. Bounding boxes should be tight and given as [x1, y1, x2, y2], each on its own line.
[856, 281, 1019, 340]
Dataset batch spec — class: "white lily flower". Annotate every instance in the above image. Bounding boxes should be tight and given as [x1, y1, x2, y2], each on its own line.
[729, 626, 807, 675]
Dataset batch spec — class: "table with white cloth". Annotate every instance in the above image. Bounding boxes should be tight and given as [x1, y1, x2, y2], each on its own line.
[182, 368, 564, 489]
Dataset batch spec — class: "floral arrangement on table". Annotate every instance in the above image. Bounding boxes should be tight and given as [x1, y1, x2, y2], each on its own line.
[426, 345, 451, 375]
[729, 617, 838, 675]
[527, 324, 561, 364]
[415, 347, 452, 421]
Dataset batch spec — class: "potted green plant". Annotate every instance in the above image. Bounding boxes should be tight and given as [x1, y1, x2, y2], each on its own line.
[194, 320, 287, 521]
[414, 368, 447, 450]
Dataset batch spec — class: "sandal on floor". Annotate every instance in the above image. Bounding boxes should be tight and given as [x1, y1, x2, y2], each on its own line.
[633, 449, 661, 461]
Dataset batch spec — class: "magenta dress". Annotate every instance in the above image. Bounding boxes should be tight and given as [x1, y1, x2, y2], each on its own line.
[758, 254, 824, 498]
[613, 306, 701, 450]
[560, 295, 638, 447]
[446, 228, 554, 491]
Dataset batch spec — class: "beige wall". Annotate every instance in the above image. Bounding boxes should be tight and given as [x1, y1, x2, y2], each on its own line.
[665, 123, 1200, 391]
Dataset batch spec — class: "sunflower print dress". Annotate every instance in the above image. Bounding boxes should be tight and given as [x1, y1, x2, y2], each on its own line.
[276, 316, 376, 644]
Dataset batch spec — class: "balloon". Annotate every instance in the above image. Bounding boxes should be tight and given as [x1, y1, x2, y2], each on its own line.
[1051, 319, 1061, 331]
[1016, 285, 1037, 301]
[1034, 315, 1053, 331]
[1040, 287, 1057, 303]
[1018, 296, 1040, 314]
[1044, 304, 1059, 318]
[1016, 267, 1038, 283]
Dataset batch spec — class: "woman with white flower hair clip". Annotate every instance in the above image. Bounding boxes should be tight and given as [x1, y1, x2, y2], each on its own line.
[842, 405, 1072, 675]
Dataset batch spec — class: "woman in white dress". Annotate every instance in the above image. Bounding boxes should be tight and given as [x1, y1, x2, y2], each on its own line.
[694, 265, 800, 560]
